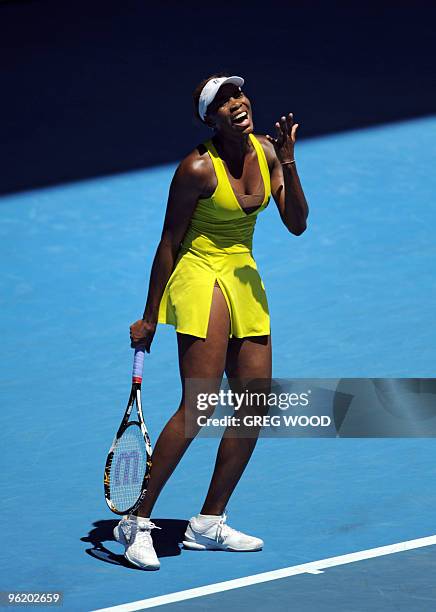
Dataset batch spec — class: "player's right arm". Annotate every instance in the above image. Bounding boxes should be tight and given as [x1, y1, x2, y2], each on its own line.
[130, 151, 211, 352]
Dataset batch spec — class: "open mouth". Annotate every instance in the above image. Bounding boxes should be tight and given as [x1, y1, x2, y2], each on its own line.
[232, 111, 249, 126]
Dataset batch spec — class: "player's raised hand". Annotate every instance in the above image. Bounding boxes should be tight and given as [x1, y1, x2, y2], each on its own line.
[266, 112, 299, 163]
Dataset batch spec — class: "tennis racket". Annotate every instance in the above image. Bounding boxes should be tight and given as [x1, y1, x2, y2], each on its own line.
[104, 347, 152, 515]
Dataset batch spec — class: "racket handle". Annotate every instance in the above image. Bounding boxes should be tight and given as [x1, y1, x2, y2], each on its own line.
[132, 347, 145, 385]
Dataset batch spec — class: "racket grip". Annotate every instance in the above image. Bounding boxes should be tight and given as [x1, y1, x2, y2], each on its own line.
[132, 347, 145, 385]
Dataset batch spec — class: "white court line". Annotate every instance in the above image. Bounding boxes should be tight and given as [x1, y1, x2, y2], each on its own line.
[92, 534, 436, 612]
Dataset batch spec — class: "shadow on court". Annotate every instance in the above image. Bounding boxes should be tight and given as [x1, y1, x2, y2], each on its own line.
[82, 518, 189, 568]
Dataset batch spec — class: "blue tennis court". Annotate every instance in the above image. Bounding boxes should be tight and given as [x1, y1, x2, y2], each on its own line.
[1, 116, 436, 610]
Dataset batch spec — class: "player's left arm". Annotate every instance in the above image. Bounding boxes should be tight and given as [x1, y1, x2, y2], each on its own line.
[258, 113, 309, 235]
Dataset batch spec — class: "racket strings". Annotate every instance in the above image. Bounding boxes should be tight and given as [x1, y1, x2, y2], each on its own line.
[109, 424, 148, 512]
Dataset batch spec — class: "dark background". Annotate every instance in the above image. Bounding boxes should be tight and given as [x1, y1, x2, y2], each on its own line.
[1, 0, 435, 195]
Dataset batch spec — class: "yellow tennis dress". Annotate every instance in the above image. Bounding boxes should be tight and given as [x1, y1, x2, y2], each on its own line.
[158, 132, 271, 339]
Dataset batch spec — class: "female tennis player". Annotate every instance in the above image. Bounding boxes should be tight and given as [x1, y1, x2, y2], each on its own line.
[116, 73, 309, 569]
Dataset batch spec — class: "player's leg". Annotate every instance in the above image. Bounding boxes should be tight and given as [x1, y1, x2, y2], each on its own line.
[135, 283, 230, 519]
[200, 334, 272, 515]
[182, 334, 271, 552]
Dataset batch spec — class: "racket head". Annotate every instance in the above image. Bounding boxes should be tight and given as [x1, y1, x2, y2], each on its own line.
[104, 388, 152, 515]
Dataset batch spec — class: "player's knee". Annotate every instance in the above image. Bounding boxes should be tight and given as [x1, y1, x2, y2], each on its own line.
[179, 399, 215, 420]
[176, 400, 215, 439]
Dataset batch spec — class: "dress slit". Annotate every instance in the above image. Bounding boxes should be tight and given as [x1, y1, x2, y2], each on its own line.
[208, 276, 233, 338]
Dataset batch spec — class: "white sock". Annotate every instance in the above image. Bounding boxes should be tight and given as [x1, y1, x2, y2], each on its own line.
[196, 512, 222, 525]
[128, 514, 151, 523]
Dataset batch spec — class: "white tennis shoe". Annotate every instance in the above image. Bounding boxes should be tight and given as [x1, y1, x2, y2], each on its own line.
[183, 510, 263, 552]
[113, 515, 161, 570]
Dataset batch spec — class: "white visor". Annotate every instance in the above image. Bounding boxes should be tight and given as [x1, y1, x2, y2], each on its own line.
[198, 75, 244, 121]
